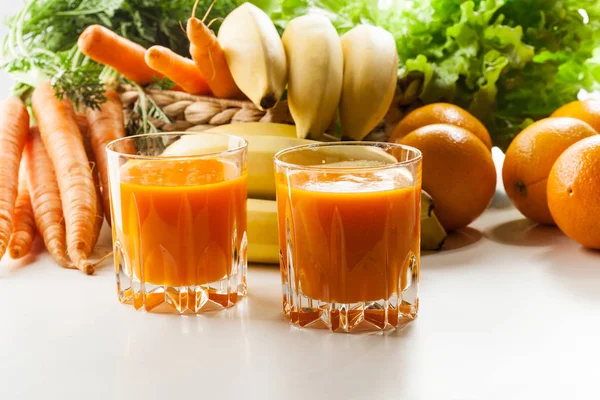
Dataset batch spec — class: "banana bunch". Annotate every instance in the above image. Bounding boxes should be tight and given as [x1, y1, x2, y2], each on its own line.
[247, 192, 448, 265]
[218, 3, 399, 141]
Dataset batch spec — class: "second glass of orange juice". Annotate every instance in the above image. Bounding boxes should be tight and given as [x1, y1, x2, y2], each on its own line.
[274, 142, 422, 332]
[106, 133, 248, 314]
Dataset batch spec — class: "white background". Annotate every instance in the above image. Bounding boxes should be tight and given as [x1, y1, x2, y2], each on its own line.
[0, 2, 15, 98]
[1, 2, 600, 399]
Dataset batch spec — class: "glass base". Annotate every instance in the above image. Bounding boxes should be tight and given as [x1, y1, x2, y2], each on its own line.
[114, 236, 248, 314]
[117, 279, 247, 314]
[281, 250, 419, 333]
[283, 294, 417, 333]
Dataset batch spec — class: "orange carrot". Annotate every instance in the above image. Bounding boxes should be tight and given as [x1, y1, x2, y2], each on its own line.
[78, 25, 161, 85]
[71, 111, 103, 255]
[0, 97, 30, 259]
[75, 114, 89, 136]
[7, 160, 36, 259]
[31, 82, 97, 275]
[80, 117, 105, 250]
[145, 46, 211, 95]
[25, 127, 73, 269]
[187, 14, 243, 98]
[90, 172, 104, 251]
[85, 89, 126, 224]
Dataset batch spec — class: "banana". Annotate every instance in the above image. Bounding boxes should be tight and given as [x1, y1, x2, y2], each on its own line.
[339, 25, 398, 141]
[420, 191, 447, 251]
[245, 135, 315, 199]
[282, 15, 343, 140]
[247, 198, 280, 264]
[206, 122, 297, 138]
[218, 3, 287, 111]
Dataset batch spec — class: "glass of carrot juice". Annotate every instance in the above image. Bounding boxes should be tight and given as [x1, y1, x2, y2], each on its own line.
[274, 142, 422, 332]
[106, 133, 248, 314]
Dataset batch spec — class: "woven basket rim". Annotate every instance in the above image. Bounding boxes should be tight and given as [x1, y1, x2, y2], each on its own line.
[119, 83, 258, 110]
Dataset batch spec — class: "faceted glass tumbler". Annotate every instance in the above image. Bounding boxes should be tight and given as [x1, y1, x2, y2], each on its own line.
[274, 142, 422, 332]
[106, 133, 248, 314]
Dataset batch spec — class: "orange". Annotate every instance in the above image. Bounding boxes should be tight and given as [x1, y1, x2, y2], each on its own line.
[390, 103, 492, 150]
[398, 124, 496, 231]
[502, 117, 597, 225]
[547, 136, 600, 249]
[551, 100, 600, 133]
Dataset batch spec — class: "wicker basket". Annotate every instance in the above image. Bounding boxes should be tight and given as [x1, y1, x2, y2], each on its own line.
[119, 76, 424, 141]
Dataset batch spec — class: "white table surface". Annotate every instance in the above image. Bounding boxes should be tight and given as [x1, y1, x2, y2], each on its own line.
[1, 4, 600, 399]
[1, 195, 600, 400]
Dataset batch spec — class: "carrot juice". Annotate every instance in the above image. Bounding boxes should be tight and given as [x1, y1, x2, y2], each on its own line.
[117, 159, 246, 287]
[275, 143, 422, 332]
[107, 133, 248, 313]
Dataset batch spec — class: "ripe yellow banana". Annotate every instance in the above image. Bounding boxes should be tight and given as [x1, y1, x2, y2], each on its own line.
[218, 3, 287, 111]
[246, 191, 447, 265]
[245, 135, 315, 199]
[247, 198, 280, 264]
[282, 15, 343, 140]
[339, 25, 398, 141]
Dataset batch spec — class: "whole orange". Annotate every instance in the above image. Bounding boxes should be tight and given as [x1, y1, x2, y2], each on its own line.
[502, 117, 597, 225]
[547, 136, 600, 249]
[398, 124, 496, 231]
[551, 100, 600, 133]
[390, 103, 492, 150]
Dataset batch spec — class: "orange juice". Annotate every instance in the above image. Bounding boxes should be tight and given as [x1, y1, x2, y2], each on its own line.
[114, 158, 247, 287]
[277, 170, 420, 304]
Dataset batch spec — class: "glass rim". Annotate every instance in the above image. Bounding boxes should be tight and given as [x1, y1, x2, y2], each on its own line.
[273, 141, 422, 172]
[105, 132, 248, 161]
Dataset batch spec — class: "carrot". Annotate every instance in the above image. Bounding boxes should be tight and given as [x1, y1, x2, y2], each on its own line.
[0, 97, 30, 259]
[90, 173, 104, 251]
[145, 46, 211, 95]
[73, 111, 105, 255]
[80, 117, 105, 250]
[7, 160, 36, 259]
[85, 89, 126, 224]
[25, 127, 73, 269]
[31, 82, 97, 275]
[78, 25, 161, 85]
[75, 114, 89, 136]
[187, 5, 243, 99]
